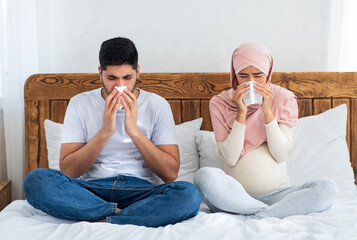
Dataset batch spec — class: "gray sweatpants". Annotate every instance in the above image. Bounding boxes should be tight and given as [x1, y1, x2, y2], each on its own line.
[194, 167, 339, 218]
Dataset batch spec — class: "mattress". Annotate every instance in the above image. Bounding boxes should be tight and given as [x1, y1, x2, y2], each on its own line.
[1, 196, 357, 240]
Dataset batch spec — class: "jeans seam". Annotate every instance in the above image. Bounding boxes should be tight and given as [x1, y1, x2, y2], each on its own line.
[111, 180, 118, 201]
[104, 202, 118, 223]
[110, 188, 167, 219]
[79, 183, 158, 191]
[121, 194, 162, 216]
[79, 184, 116, 190]
[111, 202, 118, 214]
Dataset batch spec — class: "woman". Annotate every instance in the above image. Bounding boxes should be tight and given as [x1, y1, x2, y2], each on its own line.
[194, 42, 338, 218]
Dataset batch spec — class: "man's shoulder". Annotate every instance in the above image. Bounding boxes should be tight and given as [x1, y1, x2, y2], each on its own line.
[138, 90, 171, 119]
[70, 88, 101, 102]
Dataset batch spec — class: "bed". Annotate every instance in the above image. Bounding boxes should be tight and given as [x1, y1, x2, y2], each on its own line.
[1, 72, 357, 239]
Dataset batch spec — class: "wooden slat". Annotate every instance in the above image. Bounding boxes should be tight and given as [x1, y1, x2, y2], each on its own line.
[0, 111, 6, 178]
[333, 99, 351, 161]
[39, 101, 50, 169]
[25, 100, 39, 174]
[351, 99, 357, 183]
[181, 100, 200, 123]
[313, 99, 331, 115]
[25, 74, 101, 101]
[297, 99, 313, 118]
[0, 180, 11, 211]
[201, 100, 212, 131]
[50, 100, 68, 124]
[167, 100, 181, 125]
[272, 72, 357, 98]
[138, 73, 230, 100]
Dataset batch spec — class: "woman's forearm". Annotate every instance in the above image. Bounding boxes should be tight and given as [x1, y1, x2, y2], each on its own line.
[265, 119, 293, 163]
[217, 120, 246, 167]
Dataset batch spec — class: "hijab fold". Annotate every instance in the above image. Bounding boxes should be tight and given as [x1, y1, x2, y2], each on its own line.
[210, 42, 298, 156]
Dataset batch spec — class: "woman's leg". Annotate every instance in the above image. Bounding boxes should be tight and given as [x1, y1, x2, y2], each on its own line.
[23, 168, 117, 221]
[194, 167, 267, 214]
[253, 179, 339, 218]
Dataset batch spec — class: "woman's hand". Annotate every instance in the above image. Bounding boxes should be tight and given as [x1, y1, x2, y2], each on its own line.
[232, 84, 249, 124]
[253, 82, 275, 123]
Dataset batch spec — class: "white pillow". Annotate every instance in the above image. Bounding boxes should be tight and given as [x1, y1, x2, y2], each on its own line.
[288, 104, 356, 198]
[174, 118, 203, 183]
[196, 130, 223, 169]
[44, 119, 62, 170]
[43, 118, 202, 183]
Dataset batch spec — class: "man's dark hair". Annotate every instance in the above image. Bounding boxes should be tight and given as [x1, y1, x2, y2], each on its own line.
[99, 37, 138, 71]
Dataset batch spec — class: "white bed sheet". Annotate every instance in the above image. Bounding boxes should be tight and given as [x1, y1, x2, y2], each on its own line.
[1, 195, 357, 240]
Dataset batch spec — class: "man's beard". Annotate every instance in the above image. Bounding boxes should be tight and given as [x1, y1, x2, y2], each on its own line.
[102, 78, 137, 96]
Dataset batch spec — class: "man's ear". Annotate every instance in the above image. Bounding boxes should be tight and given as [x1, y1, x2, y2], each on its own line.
[136, 64, 140, 79]
[98, 66, 103, 82]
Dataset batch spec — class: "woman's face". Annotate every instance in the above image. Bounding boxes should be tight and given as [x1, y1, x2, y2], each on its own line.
[236, 66, 267, 85]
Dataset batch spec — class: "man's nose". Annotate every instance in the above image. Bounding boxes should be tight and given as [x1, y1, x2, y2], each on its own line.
[116, 78, 124, 86]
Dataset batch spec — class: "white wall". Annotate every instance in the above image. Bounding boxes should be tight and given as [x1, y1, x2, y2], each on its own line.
[36, 0, 333, 74]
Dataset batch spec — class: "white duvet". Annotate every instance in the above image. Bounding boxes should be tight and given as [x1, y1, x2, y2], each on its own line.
[1, 196, 357, 240]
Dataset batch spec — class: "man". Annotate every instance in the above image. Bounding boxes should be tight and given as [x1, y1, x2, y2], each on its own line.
[23, 37, 201, 227]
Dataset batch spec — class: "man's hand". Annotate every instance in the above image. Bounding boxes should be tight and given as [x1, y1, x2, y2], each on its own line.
[102, 88, 121, 137]
[121, 88, 140, 137]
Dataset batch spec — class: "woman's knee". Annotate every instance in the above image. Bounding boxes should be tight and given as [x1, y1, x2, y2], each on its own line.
[316, 179, 339, 199]
[310, 179, 339, 209]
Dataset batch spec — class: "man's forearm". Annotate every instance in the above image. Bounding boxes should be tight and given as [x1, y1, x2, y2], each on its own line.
[60, 129, 111, 178]
[129, 130, 179, 183]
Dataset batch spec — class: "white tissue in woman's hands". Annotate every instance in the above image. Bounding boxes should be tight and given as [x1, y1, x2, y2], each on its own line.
[241, 81, 262, 106]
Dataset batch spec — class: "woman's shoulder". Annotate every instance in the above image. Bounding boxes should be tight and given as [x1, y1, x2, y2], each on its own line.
[209, 94, 221, 105]
[209, 90, 232, 106]
[272, 85, 297, 102]
[271, 85, 298, 119]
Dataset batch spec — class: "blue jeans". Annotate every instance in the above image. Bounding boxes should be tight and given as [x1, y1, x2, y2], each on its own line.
[23, 168, 201, 227]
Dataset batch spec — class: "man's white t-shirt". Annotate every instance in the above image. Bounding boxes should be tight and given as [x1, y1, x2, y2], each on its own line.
[61, 88, 177, 184]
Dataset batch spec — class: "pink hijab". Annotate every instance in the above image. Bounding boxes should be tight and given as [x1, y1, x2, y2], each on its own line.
[210, 42, 298, 156]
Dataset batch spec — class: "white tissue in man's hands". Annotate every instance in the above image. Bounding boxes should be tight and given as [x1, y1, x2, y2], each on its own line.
[115, 86, 127, 93]
[241, 81, 263, 106]
[114, 86, 127, 110]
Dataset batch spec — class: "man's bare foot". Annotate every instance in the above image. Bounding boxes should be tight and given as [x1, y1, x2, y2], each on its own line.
[95, 208, 122, 222]
[88, 208, 122, 223]
[96, 219, 107, 222]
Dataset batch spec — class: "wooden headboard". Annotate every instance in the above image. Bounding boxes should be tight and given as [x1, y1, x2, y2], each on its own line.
[24, 72, 357, 183]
